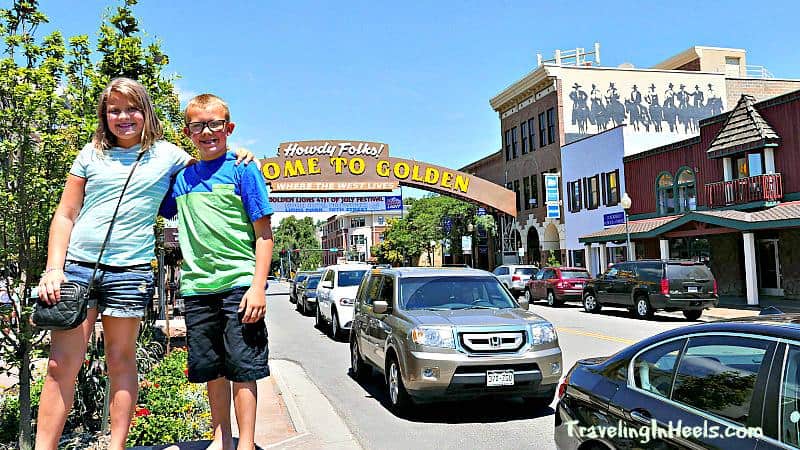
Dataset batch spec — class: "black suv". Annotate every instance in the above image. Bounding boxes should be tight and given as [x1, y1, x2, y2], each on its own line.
[581, 259, 718, 320]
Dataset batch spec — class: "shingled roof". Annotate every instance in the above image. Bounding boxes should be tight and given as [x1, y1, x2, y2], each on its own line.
[707, 94, 780, 159]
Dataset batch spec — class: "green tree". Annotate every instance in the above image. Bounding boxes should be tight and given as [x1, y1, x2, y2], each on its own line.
[272, 216, 322, 272]
[373, 195, 477, 265]
[0, 2, 86, 447]
[0, 1, 193, 446]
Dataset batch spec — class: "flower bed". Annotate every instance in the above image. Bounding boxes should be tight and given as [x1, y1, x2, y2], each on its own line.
[126, 348, 212, 446]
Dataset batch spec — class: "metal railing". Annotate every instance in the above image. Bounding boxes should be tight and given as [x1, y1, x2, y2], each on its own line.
[745, 65, 775, 79]
[705, 173, 783, 208]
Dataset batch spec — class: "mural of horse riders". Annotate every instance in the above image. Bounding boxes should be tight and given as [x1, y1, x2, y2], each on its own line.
[568, 79, 724, 137]
[589, 83, 608, 132]
[645, 83, 662, 132]
[569, 83, 590, 134]
[625, 84, 651, 131]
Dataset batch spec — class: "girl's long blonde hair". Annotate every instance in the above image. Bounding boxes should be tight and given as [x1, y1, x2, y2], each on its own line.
[92, 77, 163, 152]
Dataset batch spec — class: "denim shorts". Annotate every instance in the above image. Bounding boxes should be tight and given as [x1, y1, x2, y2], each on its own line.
[64, 260, 154, 318]
[184, 287, 270, 383]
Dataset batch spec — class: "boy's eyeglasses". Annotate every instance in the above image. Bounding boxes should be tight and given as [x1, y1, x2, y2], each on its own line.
[186, 120, 227, 135]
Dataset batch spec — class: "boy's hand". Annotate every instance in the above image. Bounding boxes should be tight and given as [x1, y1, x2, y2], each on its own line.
[239, 286, 266, 323]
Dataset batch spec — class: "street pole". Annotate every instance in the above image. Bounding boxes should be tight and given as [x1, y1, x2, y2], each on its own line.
[624, 210, 632, 261]
[621, 192, 633, 261]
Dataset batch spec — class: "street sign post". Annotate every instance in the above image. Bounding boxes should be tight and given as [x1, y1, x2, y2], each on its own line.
[462, 236, 472, 254]
[544, 174, 560, 219]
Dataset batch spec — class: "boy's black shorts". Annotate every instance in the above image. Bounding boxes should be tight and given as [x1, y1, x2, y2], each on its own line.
[184, 287, 269, 383]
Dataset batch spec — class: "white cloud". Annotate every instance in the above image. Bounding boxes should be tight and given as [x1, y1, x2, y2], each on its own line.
[174, 83, 199, 105]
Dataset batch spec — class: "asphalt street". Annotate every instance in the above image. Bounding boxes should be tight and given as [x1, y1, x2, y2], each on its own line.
[265, 281, 696, 450]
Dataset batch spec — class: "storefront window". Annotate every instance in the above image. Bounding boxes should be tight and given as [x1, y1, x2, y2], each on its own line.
[669, 237, 710, 263]
[676, 168, 697, 212]
[656, 172, 675, 215]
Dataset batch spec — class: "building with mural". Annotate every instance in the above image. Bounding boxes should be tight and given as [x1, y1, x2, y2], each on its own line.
[478, 44, 800, 266]
[561, 125, 680, 275]
[579, 90, 800, 306]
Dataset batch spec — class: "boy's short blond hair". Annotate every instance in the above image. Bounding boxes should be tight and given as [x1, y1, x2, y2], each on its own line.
[184, 94, 231, 123]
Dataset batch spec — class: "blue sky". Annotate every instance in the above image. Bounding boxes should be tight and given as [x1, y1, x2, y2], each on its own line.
[38, 0, 800, 215]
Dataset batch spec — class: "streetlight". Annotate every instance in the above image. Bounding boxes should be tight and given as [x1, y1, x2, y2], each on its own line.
[620, 192, 633, 261]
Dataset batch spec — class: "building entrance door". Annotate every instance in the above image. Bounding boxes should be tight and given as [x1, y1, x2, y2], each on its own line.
[757, 239, 783, 296]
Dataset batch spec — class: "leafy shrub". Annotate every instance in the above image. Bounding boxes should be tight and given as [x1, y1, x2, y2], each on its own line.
[126, 348, 211, 446]
[0, 377, 43, 444]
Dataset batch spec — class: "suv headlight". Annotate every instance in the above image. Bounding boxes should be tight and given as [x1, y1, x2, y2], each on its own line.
[339, 297, 354, 306]
[530, 322, 557, 345]
[410, 326, 455, 349]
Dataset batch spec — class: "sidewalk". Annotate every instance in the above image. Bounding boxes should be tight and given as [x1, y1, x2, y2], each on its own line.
[702, 296, 800, 321]
[132, 320, 361, 450]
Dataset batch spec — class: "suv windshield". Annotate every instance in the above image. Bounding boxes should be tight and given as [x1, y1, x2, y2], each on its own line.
[560, 271, 590, 279]
[337, 270, 367, 287]
[295, 273, 309, 283]
[399, 276, 516, 310]
[666, 264, 713, 281]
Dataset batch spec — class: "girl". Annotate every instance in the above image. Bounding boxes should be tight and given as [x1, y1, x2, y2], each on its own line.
[35, 77, 255, 450]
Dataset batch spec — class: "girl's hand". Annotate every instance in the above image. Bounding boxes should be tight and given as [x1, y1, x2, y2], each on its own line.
[38, 269, 67, 305]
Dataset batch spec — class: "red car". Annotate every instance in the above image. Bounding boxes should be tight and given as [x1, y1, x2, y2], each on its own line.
[525, 267, 591, 307]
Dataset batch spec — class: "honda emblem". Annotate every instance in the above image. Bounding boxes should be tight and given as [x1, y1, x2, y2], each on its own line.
[490, 336, 502, 347]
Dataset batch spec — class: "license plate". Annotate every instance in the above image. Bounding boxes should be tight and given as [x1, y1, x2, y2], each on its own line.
[486, 370, 514, 386]
[688, 286, 699, 293]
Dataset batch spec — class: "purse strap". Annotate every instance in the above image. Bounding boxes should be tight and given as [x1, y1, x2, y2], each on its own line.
[85, 149, 147, 292]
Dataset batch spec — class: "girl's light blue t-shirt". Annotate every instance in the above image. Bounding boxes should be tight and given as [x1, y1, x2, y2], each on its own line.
[66, 140, 191, 266]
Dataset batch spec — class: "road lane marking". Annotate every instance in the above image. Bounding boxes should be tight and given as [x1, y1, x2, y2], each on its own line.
[557, 327, 637, 345]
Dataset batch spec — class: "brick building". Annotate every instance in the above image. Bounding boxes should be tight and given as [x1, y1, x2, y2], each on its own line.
[473, 44, 800, 267]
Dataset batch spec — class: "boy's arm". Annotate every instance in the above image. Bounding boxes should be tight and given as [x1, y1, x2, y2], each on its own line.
[239, 215, 273, 323]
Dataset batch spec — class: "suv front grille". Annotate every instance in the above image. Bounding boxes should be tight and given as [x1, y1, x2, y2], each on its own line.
[459, 331, 525, 353]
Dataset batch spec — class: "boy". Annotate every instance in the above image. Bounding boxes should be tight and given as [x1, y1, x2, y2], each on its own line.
[161, 94, 273, 450]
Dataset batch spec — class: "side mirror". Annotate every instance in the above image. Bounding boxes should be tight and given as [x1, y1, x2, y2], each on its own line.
[518, 298, 530, 310]
[321, 281, 333, 289]
[373, 300, 390, 314]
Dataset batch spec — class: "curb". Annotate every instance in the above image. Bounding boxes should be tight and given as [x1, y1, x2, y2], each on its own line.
[268, 359, 361, 449]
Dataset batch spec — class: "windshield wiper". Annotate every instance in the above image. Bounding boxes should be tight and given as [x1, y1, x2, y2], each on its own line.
[450, 305, 498, 310]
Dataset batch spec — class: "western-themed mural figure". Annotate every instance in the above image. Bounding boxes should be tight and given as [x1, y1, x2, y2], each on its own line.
[570, 78, 724, 138]
[645, 83, 663, 132]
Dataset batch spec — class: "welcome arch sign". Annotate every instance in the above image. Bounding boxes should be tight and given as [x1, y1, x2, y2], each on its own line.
[260, 140, 517, 216]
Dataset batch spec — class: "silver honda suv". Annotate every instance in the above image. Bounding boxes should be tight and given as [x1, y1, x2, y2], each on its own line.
[349, 267, 563, 415]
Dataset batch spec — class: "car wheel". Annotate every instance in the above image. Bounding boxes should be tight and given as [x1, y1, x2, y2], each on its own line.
[525, 288, 533, 303]
[683, 309, 703, 321]
[546, 291, 558, 307]
[583, 292, 601, 313]
[350, 336, 370, 381]
[635, 295, 654, 320]
[387, 356, 412, 415]
[295, 297, 302, 312]
[331, 310, 343, 340]
[315, 303, 326, 331]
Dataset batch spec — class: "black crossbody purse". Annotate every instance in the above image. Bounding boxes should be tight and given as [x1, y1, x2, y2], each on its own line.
[33, 150, 145, 330]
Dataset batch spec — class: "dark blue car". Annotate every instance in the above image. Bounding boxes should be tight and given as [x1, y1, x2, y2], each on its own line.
[296, 274, 322, 316]
[555, 314, 800, 449]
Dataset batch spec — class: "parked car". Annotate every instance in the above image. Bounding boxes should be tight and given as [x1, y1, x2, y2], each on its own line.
[290, 271, 317, 304]
[555, 314, 800, 449]
[316, 264, 371, 340]
[349, 267, 563, 415]
[492, 264, 538, 297]
[526, 267, 591, 307]
[582, 259, 718, 320]
[296, 273, 322, 316]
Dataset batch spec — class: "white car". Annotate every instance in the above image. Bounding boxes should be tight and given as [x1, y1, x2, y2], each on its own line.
[315, 264, 370, 340]
[492, 264, 538, 297]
